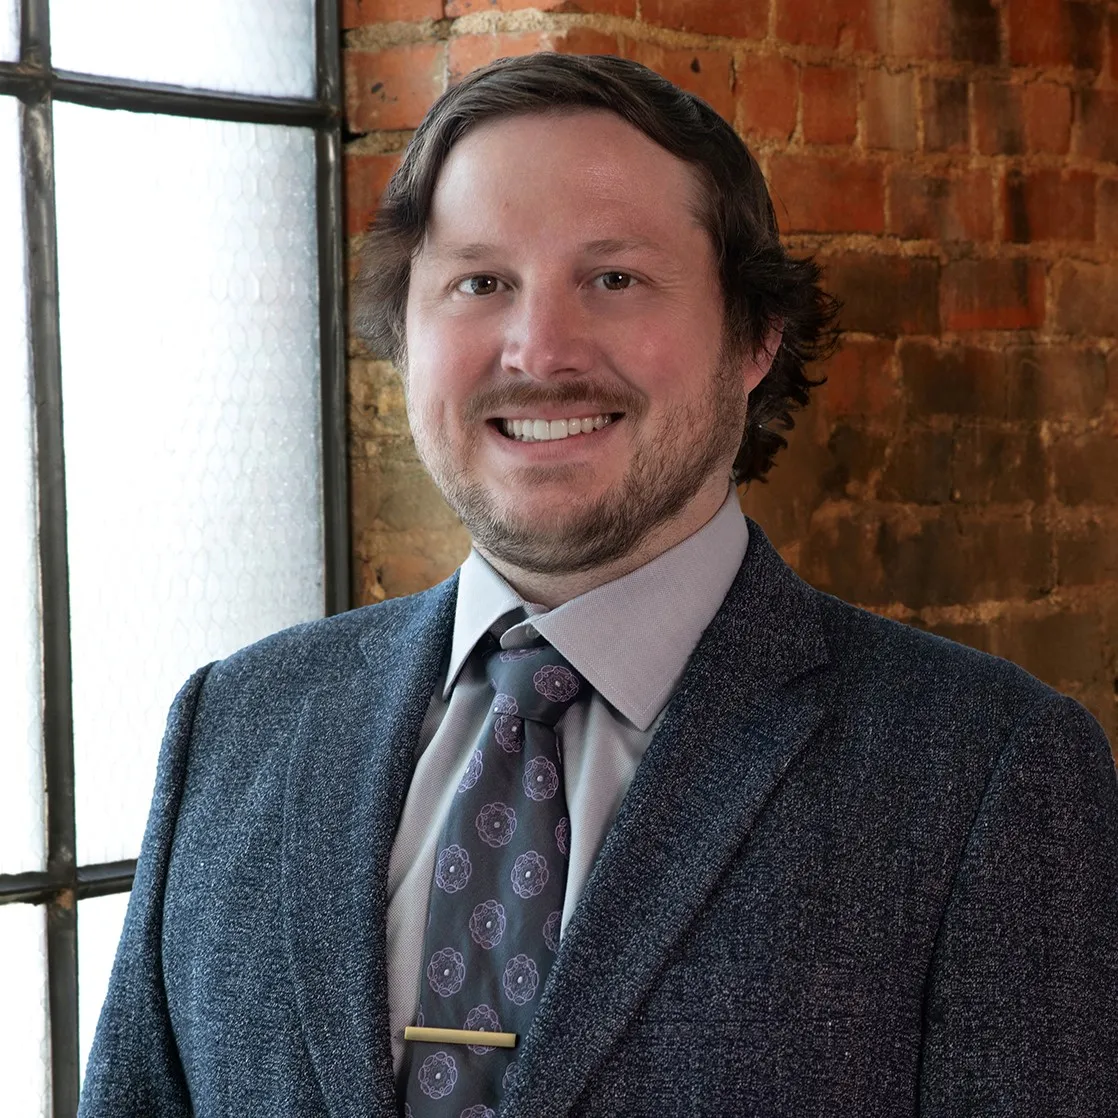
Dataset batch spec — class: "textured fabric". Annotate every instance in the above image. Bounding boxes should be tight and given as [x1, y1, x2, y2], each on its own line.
[78, 519, 1118, 1118]
[402, 642, 585, 1114]
[386, 490, 747, 1069]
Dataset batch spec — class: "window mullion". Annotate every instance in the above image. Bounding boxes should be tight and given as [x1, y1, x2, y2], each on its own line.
[22, 36, 82, 1118]
[316, 120, 350, 616]
[315, 0, 350, 617]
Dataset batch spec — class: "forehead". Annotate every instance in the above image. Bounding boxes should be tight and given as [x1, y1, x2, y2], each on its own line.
[422, 109, 707, 246]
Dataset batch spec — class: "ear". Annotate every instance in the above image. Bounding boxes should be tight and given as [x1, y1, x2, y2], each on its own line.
[741, 322, 783, 396]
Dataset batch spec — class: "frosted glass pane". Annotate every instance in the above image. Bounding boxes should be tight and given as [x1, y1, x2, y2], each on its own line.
[78, 892, 131, 1083]
[1, 0, 17, 61]
[54, 105, 324, 864]
[0, 903, 51, 1117]
[50, 0, 314, 98]
[0, 95, 46, 875]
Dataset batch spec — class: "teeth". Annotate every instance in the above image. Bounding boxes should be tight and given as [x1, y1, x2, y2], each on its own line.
[499, 414, 614, 441]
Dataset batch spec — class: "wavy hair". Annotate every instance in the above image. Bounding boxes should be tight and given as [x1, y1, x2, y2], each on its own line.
[352, 52, 840, 482]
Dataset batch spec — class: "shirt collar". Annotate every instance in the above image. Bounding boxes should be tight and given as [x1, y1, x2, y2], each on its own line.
[445, 488, 749, 730]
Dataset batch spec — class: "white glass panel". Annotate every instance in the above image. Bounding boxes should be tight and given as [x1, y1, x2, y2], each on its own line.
[0, 903, 51, 1117]
[0, 95, 46, 875]
[1, 0, 17, 61]
[54, 105, 324, 864]
[78, 892, 131, 1082]
[50, 0, 314, 98]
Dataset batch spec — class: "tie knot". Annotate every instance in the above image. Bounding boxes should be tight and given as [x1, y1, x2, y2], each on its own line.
[486, 640, 584, 728]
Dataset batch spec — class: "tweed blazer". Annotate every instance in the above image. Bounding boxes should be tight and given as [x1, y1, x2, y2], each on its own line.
[78, 520, 1118, 1118]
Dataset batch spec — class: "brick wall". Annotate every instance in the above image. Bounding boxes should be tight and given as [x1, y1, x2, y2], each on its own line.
[344, 0, 1118, 748]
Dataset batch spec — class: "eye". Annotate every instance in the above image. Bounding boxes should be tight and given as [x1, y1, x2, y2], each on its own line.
[455, 274, 503, 296]
[596, 271, 636, 292]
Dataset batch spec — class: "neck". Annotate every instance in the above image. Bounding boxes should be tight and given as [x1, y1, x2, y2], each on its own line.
[477, 481, 735, 609]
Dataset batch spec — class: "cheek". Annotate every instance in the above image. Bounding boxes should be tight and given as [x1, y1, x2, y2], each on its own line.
[612, 306, 721, 395]
[408, 309, 497, 393]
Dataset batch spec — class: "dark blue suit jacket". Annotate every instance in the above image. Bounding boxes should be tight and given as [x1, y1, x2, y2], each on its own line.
[79, 521, 1118, 1117]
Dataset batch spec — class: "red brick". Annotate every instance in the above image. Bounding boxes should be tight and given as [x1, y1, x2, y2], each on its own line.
[346, 152, 402, 237]
[345, 42, 446, 133]
[818, 422, 889, 500]
[950, 426, 1048, 505]
[446, 0, 635, 15]
[768, 154, 884, 233]
[899, 342, 1007, 418]
[1056, 513, 1118, 587]
[892, 5, 948, 60]
[950, 0, 1001, 64]
[641, 0, 767, 39]
[1052, 261, 1118, 335]
[775, 0, 884, 53]
[942, 258, 1046, 332]
[996, 613, 1104, 690]
[449, 31, 543, 79]
[801, 66, 858, 145]
[1075, 89, 1118, 163]
[878, 427, 954, 503]
[863, 70, 917, 151]
[1021, 82, 1072, 155]
[973, 81, 1025, 156]
[825, 254, 940, 336]
[619, 40, 735, 122]
[818, 339, 899, 420]
[1004, 168, 1095, 243]
[801, 507, 1052, 608]
[1005, 346, 1109, 419]
[1007, 0, 1104, 71]
[344, 0, 442, 25]
[893, 0, 999, 64]
[921, 78, 969, 153]
[1112, 11, 1118, 82]
[888, 167, 994, 242]
[1100, 179, 1118, 247]
[736, 54, 798, 141]
[1051, 432, 1118, 504]
[449, 28, 619, 82]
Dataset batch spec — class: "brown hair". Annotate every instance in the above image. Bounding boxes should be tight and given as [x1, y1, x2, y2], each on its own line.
[352, 52, 840, 483]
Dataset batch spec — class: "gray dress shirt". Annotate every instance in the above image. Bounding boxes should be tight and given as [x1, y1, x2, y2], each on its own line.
[385, 489, 749, 1069]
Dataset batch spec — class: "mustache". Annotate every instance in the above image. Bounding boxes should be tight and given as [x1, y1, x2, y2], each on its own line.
[463, 379, 645, 421]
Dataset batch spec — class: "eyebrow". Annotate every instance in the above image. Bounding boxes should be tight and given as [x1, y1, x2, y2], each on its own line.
[431, 236, 668, 262]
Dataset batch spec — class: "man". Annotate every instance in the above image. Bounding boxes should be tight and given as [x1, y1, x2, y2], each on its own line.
[81, 54, 1117, 1117]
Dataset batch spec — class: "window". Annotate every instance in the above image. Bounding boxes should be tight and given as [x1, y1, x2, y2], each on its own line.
[0, 2, 348, 1114]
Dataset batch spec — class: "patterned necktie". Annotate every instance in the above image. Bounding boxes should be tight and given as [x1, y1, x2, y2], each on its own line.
[400, 637, 584, 1117]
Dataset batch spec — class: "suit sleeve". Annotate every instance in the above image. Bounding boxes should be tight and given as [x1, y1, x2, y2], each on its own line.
[77, 664, 214, 1118]
[919, 693, 1118, 1117]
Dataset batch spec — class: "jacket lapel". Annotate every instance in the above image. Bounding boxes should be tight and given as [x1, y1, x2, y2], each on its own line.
[503, 524, 833, 1117]
[281, 575, 458, 1118]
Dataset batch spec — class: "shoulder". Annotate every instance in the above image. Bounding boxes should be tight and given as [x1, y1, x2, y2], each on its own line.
[194, 574, 458, 713]
[813, 589, 1109, 763]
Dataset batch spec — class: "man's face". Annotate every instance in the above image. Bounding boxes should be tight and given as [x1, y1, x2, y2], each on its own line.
[404, 109, 767, 579]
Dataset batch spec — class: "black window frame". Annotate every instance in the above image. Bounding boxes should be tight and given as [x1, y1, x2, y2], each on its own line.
[0, 2, 349, 1113]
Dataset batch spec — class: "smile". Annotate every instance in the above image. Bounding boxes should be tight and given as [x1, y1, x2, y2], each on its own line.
[498, 415, 616, 442]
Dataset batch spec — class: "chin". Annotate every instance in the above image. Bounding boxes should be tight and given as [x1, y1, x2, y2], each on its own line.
[463, 497, 652, 577]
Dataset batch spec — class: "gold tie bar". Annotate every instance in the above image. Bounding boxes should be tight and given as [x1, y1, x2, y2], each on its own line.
[404, 1026, 518, 1048]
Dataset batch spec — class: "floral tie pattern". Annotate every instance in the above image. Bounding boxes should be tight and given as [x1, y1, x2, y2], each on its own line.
[400, 639, 583, 1117]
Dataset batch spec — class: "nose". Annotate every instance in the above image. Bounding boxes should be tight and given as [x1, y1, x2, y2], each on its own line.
[500, 284, 594, 381]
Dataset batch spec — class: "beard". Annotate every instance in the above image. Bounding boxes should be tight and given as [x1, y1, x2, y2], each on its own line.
[409, 350, 747, 577]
